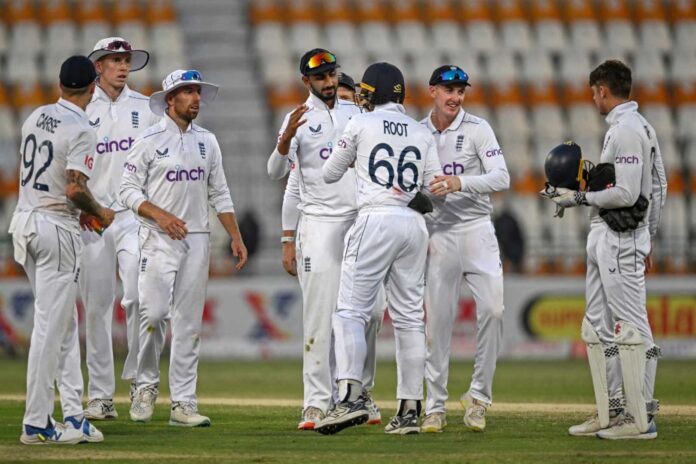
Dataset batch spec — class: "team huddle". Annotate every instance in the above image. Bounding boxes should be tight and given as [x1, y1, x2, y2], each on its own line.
[9, 39, 665, 444]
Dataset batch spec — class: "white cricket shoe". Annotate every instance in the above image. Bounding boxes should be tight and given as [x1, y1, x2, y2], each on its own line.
[314, 397, 369, 435]
[461, 392, 488, 432]
[421, 412, 447, 433]
[568, 410, 622, 437]
[130, 385, 158, 423]
[84, 399, 118, 420]
[20, 419, 86, 445]
[384, 410, 420, 435]
[363, 391, 381, 425]
[129, 380, 137, 405]
[297, 406, 324, 430]
[64, 415, 104, 443]
[169, 402, 211, 427]
[596, 413, 657, 440]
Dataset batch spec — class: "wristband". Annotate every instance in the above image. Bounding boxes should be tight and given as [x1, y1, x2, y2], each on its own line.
[281, 236, 295, 243]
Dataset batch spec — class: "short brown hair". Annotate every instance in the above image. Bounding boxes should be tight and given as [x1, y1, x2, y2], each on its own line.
[589, 60, 632, 99]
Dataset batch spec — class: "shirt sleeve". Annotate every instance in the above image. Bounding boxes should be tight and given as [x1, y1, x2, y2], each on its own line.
[323, 119, 358, 184]
[66, 127, 97, 178]
[267, 112, 297, 180]
[119, 137, 153, 214]
[281, 165, 301, 231]
[458, 121, 510, 193]
[207, 135, 235, 214]
[647, 140, 668, 238]
[422, 134, 444, 187]
[585, 126, 644, 208]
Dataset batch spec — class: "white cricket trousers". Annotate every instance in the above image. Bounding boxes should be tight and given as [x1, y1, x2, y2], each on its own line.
[21, 214, 84, 427]
[79, 210, 140, 400]
[136, 229, 209, 403]
[424, 219, 504, 413]
[585, 223, 657, 402]
[333, 207, 428, 401]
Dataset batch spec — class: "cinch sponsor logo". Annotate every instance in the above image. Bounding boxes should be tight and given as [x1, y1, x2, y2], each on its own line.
[615, 155, 640, 164]
[443, 161, 465, 175]
[96, 136, 135, 154]
[485, 148, 503, 158]
[319, 142, 333, 160]
[522, 294, 696, 340]
[124, 161, 137, 173]
[166, 166, 205, 182]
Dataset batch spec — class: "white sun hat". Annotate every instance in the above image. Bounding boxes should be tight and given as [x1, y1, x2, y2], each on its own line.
[149, 69, 219, 116]
[88, 37, 150, 72]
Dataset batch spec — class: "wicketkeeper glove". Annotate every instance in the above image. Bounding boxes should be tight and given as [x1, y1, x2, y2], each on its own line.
[407, 191, 433, 214]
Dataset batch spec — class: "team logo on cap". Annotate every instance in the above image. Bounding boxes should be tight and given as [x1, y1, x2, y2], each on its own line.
[393, 84, 402, 94]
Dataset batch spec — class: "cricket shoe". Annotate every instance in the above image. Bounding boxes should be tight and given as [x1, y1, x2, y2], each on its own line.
[169, 402, 211, 427]
[130, 385, 158, 423]
[421, 412, 447, 433]
[314, 397, 369, 435]
[84, 398, 118, 420]
[596, 413, 657, 440]
[384, 410, 420, 435]
[64, 415, 104, 443]
[363, 391, 382, 425]
[461, 392, 488, 432]
[297, 406, 324, 430]
[20, 419, 86, 445]
[568, 410, 622, 437]
[129, 380, 137, 404]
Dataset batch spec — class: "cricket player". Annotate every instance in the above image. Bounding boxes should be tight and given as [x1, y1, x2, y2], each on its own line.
[543, 60, 667, 439]
[268, 49, 382, 429]
[121, 69, 248, 427]
[11, 56, 115, 444]
[419, 66, 510, 433]
[337, 72, 357, 102]
[315, 62, 444, 435]
[79, 36, 160, 420]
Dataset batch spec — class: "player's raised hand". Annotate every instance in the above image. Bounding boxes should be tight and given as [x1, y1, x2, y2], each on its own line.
[155, 210, 188, 240]
[280, 105, 309, 142]
[429, 175, 461, 196]
[231, 237, 248, 271]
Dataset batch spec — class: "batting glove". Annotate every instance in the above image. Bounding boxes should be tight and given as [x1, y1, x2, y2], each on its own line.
[549, 188, 588, 208]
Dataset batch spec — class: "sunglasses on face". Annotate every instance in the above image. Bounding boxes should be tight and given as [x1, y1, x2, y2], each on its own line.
[306, 52, 336, 70]
[105, 40, 132, 51]
[436, 68, 469, 84]
[180, 70, 203, 81]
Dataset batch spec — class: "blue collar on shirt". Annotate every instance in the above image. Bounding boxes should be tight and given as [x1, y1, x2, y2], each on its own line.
[305, 92, 337, 111]
[605, 100, 638, 126]
[91, 83, 133, 104]
[425, 107, 465, 133]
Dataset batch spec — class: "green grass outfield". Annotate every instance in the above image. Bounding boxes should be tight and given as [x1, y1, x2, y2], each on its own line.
[0, 359, 695, 463]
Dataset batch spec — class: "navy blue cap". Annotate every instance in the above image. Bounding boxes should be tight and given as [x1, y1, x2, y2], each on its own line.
[60, 55, 97, 89]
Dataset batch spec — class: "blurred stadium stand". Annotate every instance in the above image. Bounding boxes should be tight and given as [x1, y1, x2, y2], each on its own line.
[0, 0, 694, 277]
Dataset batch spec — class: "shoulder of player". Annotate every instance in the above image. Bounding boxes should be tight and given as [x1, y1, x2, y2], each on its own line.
[608, 121, 644, 145]
[336, 100, 360, 113]
[190, 122, 212, 135]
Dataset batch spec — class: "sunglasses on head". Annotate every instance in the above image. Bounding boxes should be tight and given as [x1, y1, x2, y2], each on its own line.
[306, 52, 336, 70]
[105, 40, 132, 51]
[436, 68, 469, 84]
[180, 70, 203, 82]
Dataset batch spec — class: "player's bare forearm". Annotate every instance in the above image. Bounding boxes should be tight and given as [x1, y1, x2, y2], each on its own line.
[218, 212, 248, 270]
[66, 170, 113, 226]
[138, 201, 188, 239]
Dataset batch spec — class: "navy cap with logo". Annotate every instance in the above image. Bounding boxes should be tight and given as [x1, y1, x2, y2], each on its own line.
[60, 55, 97, 89]
[299, 48, 339, 76]
[338, 72, 356, 90]
[429, 65, 471, 87]
[359, 62, 405, 105]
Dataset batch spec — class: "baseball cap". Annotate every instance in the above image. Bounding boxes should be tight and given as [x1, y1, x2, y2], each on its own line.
[429, 65, 471, 87]
[338, 72, 356, 90]
[60, 55, 97, 89]
[88, 37, 149, 72]
[149, 69, 219, 116]
[359, 62, 405, 105]
[299, 48, 339, 76]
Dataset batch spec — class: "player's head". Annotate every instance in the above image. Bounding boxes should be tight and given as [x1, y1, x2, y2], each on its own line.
[300, 48, 339, 103]
[88, 37, 149, 91]
[150, 70, 219, 122]
[589, 60, 632, 115]
[59, 55, 98, 105]
[337, 72, 356, 102]
[428, 65, 470, 119]
[358, 62, 405, 112]
[544, 141, 592, 192]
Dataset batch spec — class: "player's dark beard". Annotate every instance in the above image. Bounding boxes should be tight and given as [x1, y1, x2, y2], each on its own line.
[310, 83, 336, 105]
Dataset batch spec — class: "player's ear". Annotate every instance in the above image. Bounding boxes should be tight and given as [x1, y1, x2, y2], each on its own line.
[301, 75, 310, 88]
[429, 85, 437, 98]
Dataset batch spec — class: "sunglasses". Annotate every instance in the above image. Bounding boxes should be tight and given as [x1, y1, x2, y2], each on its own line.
[180, 70, 203, 81]
[435, 68, 469, 84]
[306, 52, 336, 70]
[105, 40, 133, 51]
